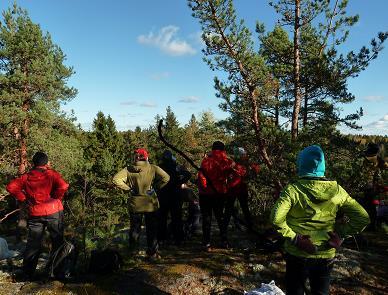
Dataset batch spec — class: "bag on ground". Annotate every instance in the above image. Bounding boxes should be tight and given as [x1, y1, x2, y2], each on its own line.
[0, 237, 19, 260]
[46, 240, 77, 280]
[88, 248, 122, 274]
[244, 280, 285, 295]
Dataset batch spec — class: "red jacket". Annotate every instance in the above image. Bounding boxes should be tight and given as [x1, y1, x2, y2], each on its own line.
[198, 150, 243, 195]
[6, 167, 69, 217]
[230, 162, 260, 196]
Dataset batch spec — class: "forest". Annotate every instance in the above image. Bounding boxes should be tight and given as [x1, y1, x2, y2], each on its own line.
[0, 1, 387, 294]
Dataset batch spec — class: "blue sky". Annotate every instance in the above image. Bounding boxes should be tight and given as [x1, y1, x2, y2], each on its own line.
[1, 0, 387, 135]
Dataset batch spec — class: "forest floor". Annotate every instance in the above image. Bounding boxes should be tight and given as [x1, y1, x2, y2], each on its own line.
[0, 223, 387, 295]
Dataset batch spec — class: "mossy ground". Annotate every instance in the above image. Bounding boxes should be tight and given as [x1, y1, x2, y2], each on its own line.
[0, 224, 387, 294]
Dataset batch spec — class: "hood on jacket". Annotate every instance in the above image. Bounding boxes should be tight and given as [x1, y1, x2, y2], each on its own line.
[27, 168, 48, 182]
[297, 179, 340, 202]
[297, 145, 325, 178]
[128, 161, 150, 173]
[211, 149, 228, 159]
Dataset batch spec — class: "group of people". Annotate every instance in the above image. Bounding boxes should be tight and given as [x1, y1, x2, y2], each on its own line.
[112, 141, 257, 258]
[5, 142, 375, 295]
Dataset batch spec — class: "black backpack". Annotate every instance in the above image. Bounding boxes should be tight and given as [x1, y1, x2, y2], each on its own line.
[88, 249, 122, 274]
[46, 240, 78, 280]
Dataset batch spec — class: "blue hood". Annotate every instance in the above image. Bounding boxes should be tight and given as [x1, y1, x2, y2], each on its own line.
[297, 145, 325, 178]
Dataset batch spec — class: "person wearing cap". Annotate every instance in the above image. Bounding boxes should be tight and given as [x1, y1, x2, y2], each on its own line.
[271, 145, 370, 295]
[229, 147, 260, 231]
[6, 152, 69, 279]
[158, 150, 191, 245]
[197, 141, 240, 251]
[113, 148, 170, 259]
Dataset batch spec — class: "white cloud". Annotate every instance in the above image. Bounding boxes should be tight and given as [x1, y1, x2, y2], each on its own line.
[150, 72, 170, 80]
[140, 102, 157, 108]
[137, 25, 196, 56]
[364, 95, 385, 102]
[362, 114, 388, 134]
[120, 101, 137, 106]
[179, 96, 199, 103]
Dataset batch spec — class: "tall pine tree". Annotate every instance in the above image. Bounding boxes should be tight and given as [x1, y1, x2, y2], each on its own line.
[0, 4, 77, 174]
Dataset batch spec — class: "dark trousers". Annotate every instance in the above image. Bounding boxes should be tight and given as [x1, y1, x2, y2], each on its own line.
[285, 254, 333, 295]
[199, 194, 229, 245]
[238, 194, 252, 228]
[185, 201, 201, 235]
[129, 212, 159, 255]
[23, 211, 64, 276]
[232, 192, 253, 229]
[222, 196, 237, 237]
[157, 191, 184, 243]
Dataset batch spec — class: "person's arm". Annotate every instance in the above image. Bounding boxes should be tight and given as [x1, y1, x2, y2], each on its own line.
[6, 175, 28, 202]
[336, 187, 370, 238]
[228, 162, 246, 189]
[113, 168, 131, 191]
[197, 159, 208, 190]
[51, 171, 69, 200]
[270, 189, 297, 241]
[153, 166, 170, 190]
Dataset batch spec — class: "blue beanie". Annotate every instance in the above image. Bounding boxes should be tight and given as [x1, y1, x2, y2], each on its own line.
[297, 145, 325, 178]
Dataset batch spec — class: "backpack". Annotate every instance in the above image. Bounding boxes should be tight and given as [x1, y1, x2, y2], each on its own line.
[46, 240, 78, 280]
[88, 248, 123, 274]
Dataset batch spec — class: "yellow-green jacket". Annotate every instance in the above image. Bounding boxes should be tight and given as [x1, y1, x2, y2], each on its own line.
[113, 161, 170, 195]
[271, 179, 370, 259]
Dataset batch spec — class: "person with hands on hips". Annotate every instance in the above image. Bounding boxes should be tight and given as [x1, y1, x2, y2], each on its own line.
[271, 145, 369, 295]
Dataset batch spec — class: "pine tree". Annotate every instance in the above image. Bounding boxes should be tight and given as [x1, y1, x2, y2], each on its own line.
[188, 0, 278, 176]
[269, 0, 387, 138]
[0, 4, 77, 174]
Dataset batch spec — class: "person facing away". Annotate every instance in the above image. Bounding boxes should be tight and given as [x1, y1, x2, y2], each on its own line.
[112, 148, 170, 259]
[271, 145, 370, 295]
[229, 146, 260, 231]
[197, 140, 240, 251]
[6, 152, 69, 280]
[158, 150, 191, 245]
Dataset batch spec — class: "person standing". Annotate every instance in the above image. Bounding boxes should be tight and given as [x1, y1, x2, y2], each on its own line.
[113, 148, 169, 259]
[158, 150, 191, 245]
[271, 145, 370, 295]
[198, 141, 239, 251]
[6, 152, 69, 280]
[229, 147, 260, 231]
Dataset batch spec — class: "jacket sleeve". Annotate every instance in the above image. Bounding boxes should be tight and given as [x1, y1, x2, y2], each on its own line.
[113, 168, 131, 191]
[198, 159, 208, 190]
[6, 176, 27, 202]
[153, 165, 170, 190]
[336, 187, 370, 238]
[228, 162, 246, 189]
[51, 171, 69, 200]
[270, 189, 297, 241]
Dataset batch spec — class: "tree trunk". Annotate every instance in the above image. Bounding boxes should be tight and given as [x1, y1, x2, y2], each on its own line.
[291, 0, 301, 140]
[250, 90, 282, 191]
[303, 92, 308, 128]
[18, 67, 30, 175]
[275, 84, 280, 127]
